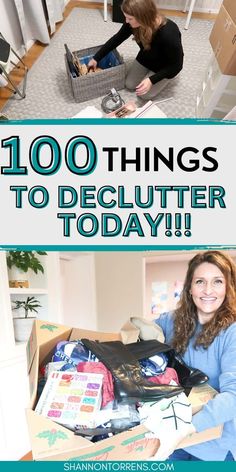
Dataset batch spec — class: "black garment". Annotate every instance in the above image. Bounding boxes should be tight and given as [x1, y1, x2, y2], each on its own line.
[93, 20, 184, 85]
[82, 338, 183, 404]
[127, 339, 209, 388]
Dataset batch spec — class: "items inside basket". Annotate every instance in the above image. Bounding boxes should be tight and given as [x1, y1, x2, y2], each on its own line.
[68, 49, 122, 77]
[80, 51, 121, 69]
[65, 44, 126, 102]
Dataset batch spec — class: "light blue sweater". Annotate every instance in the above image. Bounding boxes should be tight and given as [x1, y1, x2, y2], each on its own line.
[155, 312, 236, 461]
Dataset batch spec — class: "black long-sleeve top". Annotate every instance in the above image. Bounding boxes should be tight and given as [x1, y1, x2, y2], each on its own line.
[94, 19, 184, 85]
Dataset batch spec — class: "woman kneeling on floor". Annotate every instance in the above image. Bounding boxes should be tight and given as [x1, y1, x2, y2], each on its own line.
[88, 0, 184, 100]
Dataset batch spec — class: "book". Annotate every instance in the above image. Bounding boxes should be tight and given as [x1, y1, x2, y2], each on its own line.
[35, 371, 103, 428]
[64, 43, 78, 78]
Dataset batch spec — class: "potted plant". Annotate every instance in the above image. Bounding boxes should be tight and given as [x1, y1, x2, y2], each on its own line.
[12, 296, 42, 342]
[7, 250, 47, 288]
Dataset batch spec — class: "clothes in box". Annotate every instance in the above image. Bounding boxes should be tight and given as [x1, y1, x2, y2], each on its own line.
[65, 45, 125, 103]
[26, 320, 222, 461]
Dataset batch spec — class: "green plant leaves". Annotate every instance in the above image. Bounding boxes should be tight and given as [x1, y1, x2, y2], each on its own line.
[6, 251, 47, 274]
[12, 296, 42, 318]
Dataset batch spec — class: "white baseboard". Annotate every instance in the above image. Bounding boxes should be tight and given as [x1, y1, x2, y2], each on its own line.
[158, 4, 219, 14]
[77, 0, 219, 14]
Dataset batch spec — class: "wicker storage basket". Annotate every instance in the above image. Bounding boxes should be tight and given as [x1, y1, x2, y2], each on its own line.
[65, 45, 126, 103]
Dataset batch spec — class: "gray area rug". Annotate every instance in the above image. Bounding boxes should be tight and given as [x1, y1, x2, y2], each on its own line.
[3, 7, 214, 119]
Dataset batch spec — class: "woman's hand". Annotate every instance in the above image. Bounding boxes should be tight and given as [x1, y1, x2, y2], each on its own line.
[88, 58, 98, 71]
[143, 392, 195, 461]
[135, 78, 152, 96]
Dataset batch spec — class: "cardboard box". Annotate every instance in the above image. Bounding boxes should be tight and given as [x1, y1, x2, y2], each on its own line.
[222, 0, 236, 21]
[188, 383, 219, 415]
[209, 4, 236, 75]
[178, 384, 223, 449]
[26, 320, 222, 461]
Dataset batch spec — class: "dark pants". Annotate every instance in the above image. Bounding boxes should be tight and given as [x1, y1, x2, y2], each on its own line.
[168, 449, 235, 461]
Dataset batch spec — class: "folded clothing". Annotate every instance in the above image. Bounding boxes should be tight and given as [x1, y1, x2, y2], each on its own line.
[52, 340, 98, 367]
[148, 367, 179, 385]
[139, 353, 168, 377]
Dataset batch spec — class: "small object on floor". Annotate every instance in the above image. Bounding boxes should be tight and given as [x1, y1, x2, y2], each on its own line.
[107, 100, 168, 119]
[101, 88, 124, 114]
[107, 101, 137, 118]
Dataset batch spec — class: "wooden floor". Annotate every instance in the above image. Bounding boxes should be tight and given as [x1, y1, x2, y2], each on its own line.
[0, 0, 216, 112]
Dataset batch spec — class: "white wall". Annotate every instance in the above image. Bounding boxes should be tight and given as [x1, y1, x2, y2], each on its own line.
[94, 252, 145, 332]
[59, 251, 145, 333]
[60, 253, 97, 330]
[0, 0, 23, 51]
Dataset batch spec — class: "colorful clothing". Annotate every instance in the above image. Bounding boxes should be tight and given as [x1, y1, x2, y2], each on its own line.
[77, 361, 114, 407]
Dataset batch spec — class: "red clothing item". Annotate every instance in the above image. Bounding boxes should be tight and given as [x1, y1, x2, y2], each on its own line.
[148, 367, 179, 385]
[77, 361, 114, 407]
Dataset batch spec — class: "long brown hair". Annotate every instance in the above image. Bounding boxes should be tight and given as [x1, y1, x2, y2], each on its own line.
[172, 251, 236, 354]
[121, 0, 166, 50]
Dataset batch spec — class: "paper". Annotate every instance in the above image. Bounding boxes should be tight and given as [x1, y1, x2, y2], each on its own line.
[71, 106, 103, 118]
[130, 100, 167, 118]
[35, 371, 103, 428]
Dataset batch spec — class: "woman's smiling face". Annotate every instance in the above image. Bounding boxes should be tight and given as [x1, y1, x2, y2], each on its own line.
[190, 262, 226, 324]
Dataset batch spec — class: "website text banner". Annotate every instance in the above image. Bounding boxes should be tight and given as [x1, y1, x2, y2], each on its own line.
[2, 461, 235, 471]
[0, 119, 235, 248]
